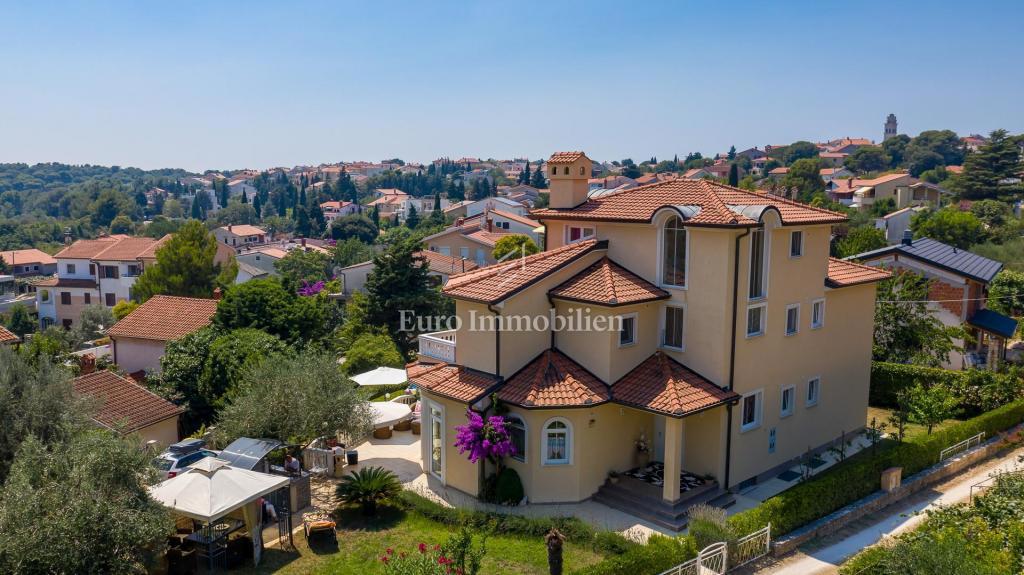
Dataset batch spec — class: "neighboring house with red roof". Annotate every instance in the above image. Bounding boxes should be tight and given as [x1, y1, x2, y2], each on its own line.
[320, 200, 358, 224]
[408, 151, 888, 528]
[423, 214, 516, 266]
[0, 325, 20, 345]
[107, 295, 218, 376]
[73, 368, 183, 447]
[338, 250, 479, 296]
[830, 172, 942, 210]
[214, 224, 269, 250]
[1, 248, 57, 277]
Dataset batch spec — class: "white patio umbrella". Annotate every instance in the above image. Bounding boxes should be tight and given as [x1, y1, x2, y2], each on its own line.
[369, 402, 413, 428]
[350, 366, 408, 387]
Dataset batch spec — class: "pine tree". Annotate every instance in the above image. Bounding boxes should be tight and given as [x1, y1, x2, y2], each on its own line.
[728, 145, 737, 160]
[960, 129, 1024, 200]
[531, 166, 546, 189]
[405, 204, 420, 228]
[521, 160, 530, 185]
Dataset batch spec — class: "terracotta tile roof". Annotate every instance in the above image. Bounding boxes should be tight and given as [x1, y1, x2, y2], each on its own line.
[73, 370, 182, 432]
[498, 349, 610, 408]
[1, 248, 56, 266]
[612, 352, 739, 418]
[489, 209, 540, 228]
[0, 326, 19, 344]
[531, 179, 846, 226]
[91, 237, 161, 261]
[849, 173, 910, 187]
[463, 230, 511, 247]
[54, 237, 125, 259]
[548, 151, 586, 164]
[34, 277, 97, 288]
[825, 257, 892, 288]
[220, 225, 266, 236]
[107, 295, 217, 342]
[549, 257, 669, 306]
[443, 239, 602, 303]
[415, 250, 479, 275]
[136, 235, 172, 260]
[406, 362, 499, 403]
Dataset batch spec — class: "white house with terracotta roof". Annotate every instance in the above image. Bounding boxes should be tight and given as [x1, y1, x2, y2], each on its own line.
[320, 200, 359, 224]
[338, 251, 479, 296]
[214, 224, 268, 249]
[73, 367, 183, 447]
[36, 236, 166, 329]
[423, 215, 516, 266]
[408, 151, 888, 528]
[107, 295, 218, 376]
[1, 248, 57, 278]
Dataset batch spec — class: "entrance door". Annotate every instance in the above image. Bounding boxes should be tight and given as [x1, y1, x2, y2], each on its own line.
[654, 417, 665, 462]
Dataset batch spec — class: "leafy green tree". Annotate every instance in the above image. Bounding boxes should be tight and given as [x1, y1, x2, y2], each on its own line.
[987, 270, 1024, 317]
[783, 141, 819, 165]
[873, 270, 963, 367]
[0, 254, 7, 274]
[4, 302, 35, 338]
[342, 332, 404, 375]
[112, 299, 139, 321]
[20, 326, 75, 365]
[530, 166, 547, 188]
[0, 433, 171, 574]
[492, 235, 540, 261]
[959, 129, 1024, 200]
[906, 129, 965, 167]
[906, 150, 945, 177]
[911, 208, 984, 249]
[781, 158, 825, 200]
[0, 347, 89, 481]
[201, 328, 287, 417]
[330, 214, 378, 243]
[969, 199, 1011, 227]
[91, 189, 130, 228]
[76, 304, 115, 343]
[727, 145, 736, 160]
[903, 383, 958, 434]
[133, 220, 224, 300]
[213, 279, 329, 343]
[108, 214, 134, 234]
[405, 204, 420, 228]
[216, 350, 372, 445]
[881, 134, 911, 168]
[151, 327, 218, 431]
[275, 248, 332, 286]
[365, 237, 446, 355]
[141, 215, 181, 238]
[844, 146, 890, 174]
[332, 238, 375, 269]
[163, 198, 185, 218]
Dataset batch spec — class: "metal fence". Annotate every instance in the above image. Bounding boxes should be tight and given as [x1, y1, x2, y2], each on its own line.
[970, 468, 1024, 503]
[938, 431, 984, 462]
[658, 524, 771, 575]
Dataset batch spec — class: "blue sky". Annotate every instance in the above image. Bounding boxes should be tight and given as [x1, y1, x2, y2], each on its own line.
[1, 1, 1021, 171]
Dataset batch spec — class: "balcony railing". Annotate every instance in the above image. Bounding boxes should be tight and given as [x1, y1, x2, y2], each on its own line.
[418, 330, 456, 363]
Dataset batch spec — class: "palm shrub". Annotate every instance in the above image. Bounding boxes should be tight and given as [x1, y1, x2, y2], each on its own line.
[337, 466, 402, 516]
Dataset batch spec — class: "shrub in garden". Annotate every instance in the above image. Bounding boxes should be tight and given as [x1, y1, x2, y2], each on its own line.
[687, 503, 737, 561]
[576, 534, 696, 575]
[337, 466, 402, 516]
[380, 529, 487, 575]
[494, 467, 524, 506]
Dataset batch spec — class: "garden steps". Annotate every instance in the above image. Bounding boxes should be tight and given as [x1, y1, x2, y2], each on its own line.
[593, 476, 726, 531]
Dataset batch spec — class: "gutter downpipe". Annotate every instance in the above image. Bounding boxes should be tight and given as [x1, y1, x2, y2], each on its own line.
[725, 226, 751, 491]
[482, 302, 504, 494]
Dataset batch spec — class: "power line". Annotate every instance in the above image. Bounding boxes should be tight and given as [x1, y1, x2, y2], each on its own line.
[875, 290, 1024, 305]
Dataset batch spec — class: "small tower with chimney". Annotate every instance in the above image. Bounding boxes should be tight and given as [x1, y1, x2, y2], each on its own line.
[546, 151, 592, 209]
[884, 114, 898, 141]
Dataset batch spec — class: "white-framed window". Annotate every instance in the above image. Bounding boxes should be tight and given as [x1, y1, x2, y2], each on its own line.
[496, 221, 510, 230]
[785, 304, 800, 336]
[476, 248, 486, 265]
[740, 390, 763, 432]
[438, 246, 451, 256]
[746, 304, 766, 338]
[507, 415, 527, 462]
[811, 299, 825, 329]
[618, 313, 637, 347]
[806, 377, 820, 407]
[459, 247, 470, 259]
[660, 216, 688, 288]
[748, 228, 769, 299]
[565, 226, 595, 244]
[790, 230, 803, 258]
[661, 305, 685, 350]
[780, 385, 795, 418]
[66, 263, 76, 274]
[542, 418, 572, 465]
[428, 402, 445, 480]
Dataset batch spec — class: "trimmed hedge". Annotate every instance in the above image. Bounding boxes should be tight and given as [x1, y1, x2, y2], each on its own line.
[572, 534, 696, 575]
[727, 399, 1024, 536]
[871, 362, 964, 408]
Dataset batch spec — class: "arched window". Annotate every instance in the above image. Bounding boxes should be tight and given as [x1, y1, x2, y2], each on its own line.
[507, 415, 526, 462]
[564, 166, 570, 175]
[661, 215, 687, 287]
[542, 418, 571, 465]
[579, 166, 585, 175]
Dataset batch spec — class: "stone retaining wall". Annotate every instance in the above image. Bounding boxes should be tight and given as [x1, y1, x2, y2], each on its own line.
[771, 430, 1014, 557]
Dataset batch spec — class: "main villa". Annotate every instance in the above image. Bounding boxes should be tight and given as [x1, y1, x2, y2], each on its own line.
[408, 151, 889, 527]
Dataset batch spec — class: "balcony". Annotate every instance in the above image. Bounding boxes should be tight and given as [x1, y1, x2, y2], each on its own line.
[418, 330, 456, 363]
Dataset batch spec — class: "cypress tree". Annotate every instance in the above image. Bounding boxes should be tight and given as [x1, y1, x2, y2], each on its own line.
[728, 163, 739, 187]
[253, 194, 262, 218]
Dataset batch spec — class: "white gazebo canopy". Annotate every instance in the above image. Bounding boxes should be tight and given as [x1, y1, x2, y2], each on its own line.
[370, 402, 413, 428]
[149, 457, 289, 523]
[351, 366, 408, 387]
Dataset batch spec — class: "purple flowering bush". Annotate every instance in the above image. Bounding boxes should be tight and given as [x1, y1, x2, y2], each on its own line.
[453, 411, 516, 463]
[297, 279, 326, 297]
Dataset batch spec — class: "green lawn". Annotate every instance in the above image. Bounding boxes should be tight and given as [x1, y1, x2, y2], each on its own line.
[246, 505, 606, 575]
[866, 406, 959, 441]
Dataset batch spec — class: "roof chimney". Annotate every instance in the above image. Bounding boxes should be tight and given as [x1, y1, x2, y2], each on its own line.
[547, 151, 591, 209]
[301, 238, 307, 248]
[79, 353, 96, 375]
[213, 287, 223, 301]
[902, 230, 913, 247]
[228, 224, 233, 232]
[486, 218, 493, 233]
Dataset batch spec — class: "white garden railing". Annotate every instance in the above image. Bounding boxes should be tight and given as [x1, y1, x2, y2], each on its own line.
[939, 432, 984, 462]
[732, 524, 771, 568]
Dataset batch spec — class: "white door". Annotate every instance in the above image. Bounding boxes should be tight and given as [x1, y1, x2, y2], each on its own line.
[428, 404, 445, 482]
[654, 417, 665, 462]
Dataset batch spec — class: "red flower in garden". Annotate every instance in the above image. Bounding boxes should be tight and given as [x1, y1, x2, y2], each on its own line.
[418, 542, 427, 553]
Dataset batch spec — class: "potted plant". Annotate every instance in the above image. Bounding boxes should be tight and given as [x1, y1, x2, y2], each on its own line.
[635, 432, 650, 466]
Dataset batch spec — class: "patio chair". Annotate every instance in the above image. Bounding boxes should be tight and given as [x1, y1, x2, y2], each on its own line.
[303, 508, 337, 543]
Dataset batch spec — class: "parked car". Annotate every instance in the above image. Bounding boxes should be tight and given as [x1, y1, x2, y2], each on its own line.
[152, 438, 217, 479]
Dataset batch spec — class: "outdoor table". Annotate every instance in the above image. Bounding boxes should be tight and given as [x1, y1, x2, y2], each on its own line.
[370, 402, 412, 428]
[186, 517, 245, 546]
